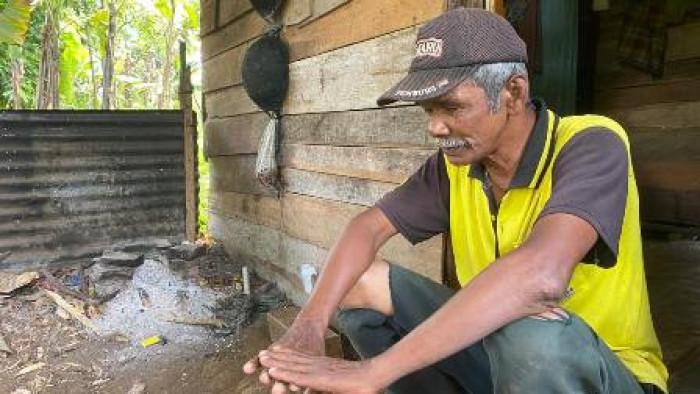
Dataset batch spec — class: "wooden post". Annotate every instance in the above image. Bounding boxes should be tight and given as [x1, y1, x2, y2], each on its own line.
[179, 40, 198, 241]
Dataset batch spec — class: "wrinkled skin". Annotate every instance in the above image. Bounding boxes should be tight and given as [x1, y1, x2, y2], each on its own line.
[243, 316, 326, 393]
[260, 347, 382, 394]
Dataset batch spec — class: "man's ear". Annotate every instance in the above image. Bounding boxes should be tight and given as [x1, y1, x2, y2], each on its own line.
[504, 74, 530, 115]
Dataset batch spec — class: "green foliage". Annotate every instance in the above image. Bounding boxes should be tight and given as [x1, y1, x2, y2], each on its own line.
[155, 0, 173, 20]
[0, 3, 42, 108]
[59, 10, 90, 107]
[0, 0, 32, 45]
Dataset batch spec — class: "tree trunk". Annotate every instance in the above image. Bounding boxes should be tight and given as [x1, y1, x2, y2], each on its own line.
[87, 38, 98, 108]
[102, 0, 116, 110]
[35, 10, 60, 109]
[158, 0, 176, 109]
[10, 47, 24, 109]
[123, 56, 132, 108]
[49, 30, 60, 109]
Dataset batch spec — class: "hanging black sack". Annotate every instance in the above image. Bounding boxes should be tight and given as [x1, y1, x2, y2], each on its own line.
[241, 27, 289, 193]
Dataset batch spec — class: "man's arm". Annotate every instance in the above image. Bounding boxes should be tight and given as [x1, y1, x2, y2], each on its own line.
[260, 212, 597, 393]
[243, 207, 397, 377]
[368, 212, 597, 384]
[298, 206, 398, 325]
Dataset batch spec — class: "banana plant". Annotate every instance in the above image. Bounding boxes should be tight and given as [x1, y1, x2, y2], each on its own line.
[0, 0, 33, 45]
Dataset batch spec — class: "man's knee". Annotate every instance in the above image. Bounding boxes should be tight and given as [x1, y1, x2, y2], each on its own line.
[485, 314, 597, 374]
[339, 260, 393, 316]
[337, 308, 388, 338]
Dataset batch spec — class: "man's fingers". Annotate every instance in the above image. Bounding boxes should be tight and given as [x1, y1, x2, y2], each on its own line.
[269, 367, 320, 392]
[259, 370, 272, 385]
[288, 383, 302, 392]
[243, 356, 260, 374]
[271, 381, 288, 394]
[261, 350, 316, 368]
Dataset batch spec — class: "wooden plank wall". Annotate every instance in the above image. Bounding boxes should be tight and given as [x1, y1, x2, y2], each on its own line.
[200, 0, 460, 304]
[593, 6, 700, 227]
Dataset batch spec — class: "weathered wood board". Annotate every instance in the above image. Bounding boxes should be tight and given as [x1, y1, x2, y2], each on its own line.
[203, 0, 438, 94]
[208, 155, 275, 196]
[628, 127, 700, 226]
[204, 25, 420, 117]
[282, 168, 396, 207]
[605, 102, 700, 130]
[280, 193, 443, 280]
[205, 86, 260, 118]
[282, 144, 433, 184]
[200, 0, 217, 36]
[204, 113, 268, 157]
[205, 25, 418, 117]
[208, 191, 282, 229]
[219, 0, 251, 27]
[283, 25, 417, 114]
[208, 152, 426, 204]
[209, 191, 443, 280]
[201, 10, 267, 61]
[282, 106, 433, 148]
[595, 59, 700, 91]
[594, 79, 700, 109]
[282, 0, 441, 62]
[202, 40, 253, 93]
[210, 202, 442, 304]
[204, 107, 435, 158]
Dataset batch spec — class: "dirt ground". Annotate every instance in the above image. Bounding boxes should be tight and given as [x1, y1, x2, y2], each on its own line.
[0, 240, 287, 394]
[0, 289, 272, 394]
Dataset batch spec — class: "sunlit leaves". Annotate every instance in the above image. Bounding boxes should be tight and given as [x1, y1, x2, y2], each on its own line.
[58, 12, 89, 107]
[0, 0, 199, 109]
[0, 0, 32, 45]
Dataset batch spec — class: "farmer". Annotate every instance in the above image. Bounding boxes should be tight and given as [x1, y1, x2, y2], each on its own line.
[244, 8, 667, 394]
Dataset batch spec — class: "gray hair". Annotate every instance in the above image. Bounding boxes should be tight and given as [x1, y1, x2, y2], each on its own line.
[463, 62, 528, 112]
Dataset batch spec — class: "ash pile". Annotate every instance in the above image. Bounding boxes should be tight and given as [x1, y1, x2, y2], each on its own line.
[92, 239, 286, 343]
[0, 237, 286, 360]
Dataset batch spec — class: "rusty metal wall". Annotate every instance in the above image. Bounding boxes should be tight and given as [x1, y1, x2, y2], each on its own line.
[0, 111, 186, 271]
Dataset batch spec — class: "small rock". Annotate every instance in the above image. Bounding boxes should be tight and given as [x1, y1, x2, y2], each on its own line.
[168, 243, 205, 261]
[99, 251, 144, 268]
[113, 238, 173, 253]
[89, 263, 135, 282]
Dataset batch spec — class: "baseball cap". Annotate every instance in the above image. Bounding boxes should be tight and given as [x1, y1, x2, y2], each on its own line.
[377, 8, 527, 106]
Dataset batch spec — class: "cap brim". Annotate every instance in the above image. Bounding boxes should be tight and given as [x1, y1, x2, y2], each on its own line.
[377, 67, 474, 106]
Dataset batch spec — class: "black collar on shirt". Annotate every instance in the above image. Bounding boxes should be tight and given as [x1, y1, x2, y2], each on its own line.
[468, 97, 553, 189]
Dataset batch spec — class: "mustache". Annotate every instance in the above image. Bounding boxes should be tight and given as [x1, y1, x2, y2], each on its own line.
[436, 137, 469, 150]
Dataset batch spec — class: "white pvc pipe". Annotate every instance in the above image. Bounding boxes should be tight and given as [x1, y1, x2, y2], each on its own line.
[242, 266, 250, 295]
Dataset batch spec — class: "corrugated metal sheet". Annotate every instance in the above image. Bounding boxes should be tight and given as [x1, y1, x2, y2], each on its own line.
[0, 111, 186, 270]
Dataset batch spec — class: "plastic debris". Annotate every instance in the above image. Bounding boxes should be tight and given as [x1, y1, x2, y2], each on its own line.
[140, 335, 166, 348]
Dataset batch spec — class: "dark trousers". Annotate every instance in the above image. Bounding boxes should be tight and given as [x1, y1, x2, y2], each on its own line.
[337, 264, 659, 394]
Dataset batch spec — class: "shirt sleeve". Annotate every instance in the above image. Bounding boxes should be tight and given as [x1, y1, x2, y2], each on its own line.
[375, 151, 450, 244]
[538, 127, 629, 268]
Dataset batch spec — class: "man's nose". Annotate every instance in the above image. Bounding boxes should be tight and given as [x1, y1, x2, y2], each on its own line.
[429, 116, 450, 137]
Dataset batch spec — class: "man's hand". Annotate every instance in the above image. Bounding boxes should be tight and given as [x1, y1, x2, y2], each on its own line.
[260, 347, 386, 394]
[243, 315, 327, 392]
